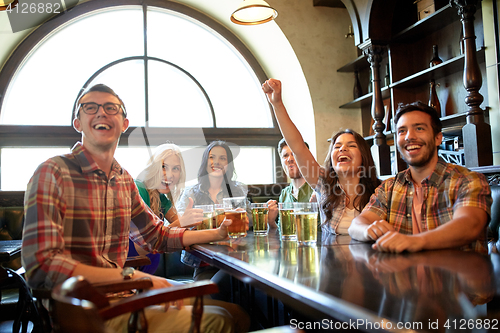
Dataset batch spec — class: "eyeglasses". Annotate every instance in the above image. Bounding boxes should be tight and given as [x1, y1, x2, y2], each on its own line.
[78, 102, 127, 117]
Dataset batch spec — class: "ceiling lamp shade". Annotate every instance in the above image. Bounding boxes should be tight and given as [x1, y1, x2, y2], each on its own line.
[231, 0, 278, 25]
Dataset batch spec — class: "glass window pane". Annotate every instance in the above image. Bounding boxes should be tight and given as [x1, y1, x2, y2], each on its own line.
[1, 145, 275, 190]
[148, 60, 213, 127]
[233, 147, 274, 185]
[1, 8, 144, 126]
[1, 148, 70, 190]
[86, 59, 146, 127]
[147, 8, 272, 128]
[116, 146, 274, 187]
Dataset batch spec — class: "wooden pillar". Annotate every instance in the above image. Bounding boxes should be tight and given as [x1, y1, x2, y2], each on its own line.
[360, 40, 391, 175]
[452, 0, 493, 167]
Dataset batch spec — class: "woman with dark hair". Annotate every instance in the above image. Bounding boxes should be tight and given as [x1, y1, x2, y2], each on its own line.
[262, 78, 381, 235]
[177, 140, 248, 280]
[179, 140, 247, 207]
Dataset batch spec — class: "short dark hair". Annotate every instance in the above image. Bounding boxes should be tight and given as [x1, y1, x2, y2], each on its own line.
[394, 101, 442, 135]
[277, 138, 309, 154]
[74, 84, 127, 119]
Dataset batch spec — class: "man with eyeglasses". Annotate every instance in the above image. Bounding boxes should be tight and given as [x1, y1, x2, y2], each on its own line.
[22, 84, 242, 332]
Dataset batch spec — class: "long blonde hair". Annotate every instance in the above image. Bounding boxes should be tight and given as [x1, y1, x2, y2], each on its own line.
[137, 143, 186, 216]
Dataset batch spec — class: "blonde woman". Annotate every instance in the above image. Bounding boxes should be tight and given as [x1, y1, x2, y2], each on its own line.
[128, 142, 203, 273]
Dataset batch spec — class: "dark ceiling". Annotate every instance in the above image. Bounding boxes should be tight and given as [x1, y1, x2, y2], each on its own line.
[313, 0, 345, 8]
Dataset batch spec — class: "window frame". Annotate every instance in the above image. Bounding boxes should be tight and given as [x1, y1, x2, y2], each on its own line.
[0, 0, 286, 184]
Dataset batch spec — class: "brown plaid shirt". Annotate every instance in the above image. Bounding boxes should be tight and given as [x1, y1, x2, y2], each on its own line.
[363, 158, 491, 253]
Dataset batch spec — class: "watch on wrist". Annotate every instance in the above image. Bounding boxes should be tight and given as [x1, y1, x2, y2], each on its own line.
[122, 267, 135, 280]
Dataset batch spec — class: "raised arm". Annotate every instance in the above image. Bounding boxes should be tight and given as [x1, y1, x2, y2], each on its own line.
[262, 79, 321, 188]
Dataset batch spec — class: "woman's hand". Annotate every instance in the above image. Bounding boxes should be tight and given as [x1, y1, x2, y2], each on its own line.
[178, 198, 203, 228]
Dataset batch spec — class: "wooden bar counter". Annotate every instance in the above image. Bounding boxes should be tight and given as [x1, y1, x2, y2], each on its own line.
[190, 230, 500, 332]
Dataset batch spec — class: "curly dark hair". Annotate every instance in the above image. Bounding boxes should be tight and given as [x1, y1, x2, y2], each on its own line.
[319, 129, 381, 223]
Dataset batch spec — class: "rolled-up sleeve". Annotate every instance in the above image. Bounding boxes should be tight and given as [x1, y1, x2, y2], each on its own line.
[129, 183, 186, 252]
[452, 172, 492, 223]
[362, 179, 391, 220]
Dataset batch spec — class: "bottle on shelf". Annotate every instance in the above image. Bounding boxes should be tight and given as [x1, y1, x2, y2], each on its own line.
[428, 79, 441, 116]
[353, 71, 362, 99]
[429, 45, 443, 67]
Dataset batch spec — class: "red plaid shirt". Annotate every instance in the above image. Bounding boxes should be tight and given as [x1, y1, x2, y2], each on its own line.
[363, 158, 491, 253]
[22, 142, 185, 289]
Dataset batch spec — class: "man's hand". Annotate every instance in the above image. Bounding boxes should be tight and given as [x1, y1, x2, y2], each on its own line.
[178, 198, 203, 228]
[267, 199, 278, 229]
[135, 270, 174, 289]
[365, 220, 395, 241]
[372, 232, 425, 253]
[135, 271, 184, 310]
[215, 217, 232, 240]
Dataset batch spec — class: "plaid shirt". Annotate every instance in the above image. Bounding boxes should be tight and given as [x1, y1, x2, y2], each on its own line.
[315, 187, 348, 235]
[363, 158, 491, 253]
[22, 142, 185, 289]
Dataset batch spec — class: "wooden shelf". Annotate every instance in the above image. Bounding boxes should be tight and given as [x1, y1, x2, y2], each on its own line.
[393, 5, 458, 43]
[336, 55, 369, 73]
[391, 48, 485, 89]
[363, 131, 393, 141]
[339, 86, 390, 109]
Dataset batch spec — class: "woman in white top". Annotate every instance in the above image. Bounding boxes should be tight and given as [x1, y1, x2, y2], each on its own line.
[262, 78, 381, 234]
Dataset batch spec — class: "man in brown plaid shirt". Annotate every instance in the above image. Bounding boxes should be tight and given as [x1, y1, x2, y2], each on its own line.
[349, 101, 491, 253]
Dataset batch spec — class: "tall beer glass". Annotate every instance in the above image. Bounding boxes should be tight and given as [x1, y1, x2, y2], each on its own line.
[251, 203, 268, 235]
[278, 202, 296, 239]
[223, 197, 247, 238]
[195, 205, 215, 230]
[293, 202, 318, 246]
[214, 204, 225, 227]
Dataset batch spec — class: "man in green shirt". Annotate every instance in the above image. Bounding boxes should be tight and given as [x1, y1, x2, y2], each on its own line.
[268, 138, 315, 228]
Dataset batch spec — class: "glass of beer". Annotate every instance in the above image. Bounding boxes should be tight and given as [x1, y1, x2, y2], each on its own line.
[293, 202, 318, 246]
[214, 204, 225, 227]
[194, 205, 215, 230]
[278, 202, 296, 239]
[251, 203, 268, 235]
[223, 197, 247, 238]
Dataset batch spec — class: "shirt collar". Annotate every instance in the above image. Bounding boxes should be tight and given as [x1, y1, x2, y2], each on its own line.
[71, 142, 123, 176]
[402, 156, 447, 187]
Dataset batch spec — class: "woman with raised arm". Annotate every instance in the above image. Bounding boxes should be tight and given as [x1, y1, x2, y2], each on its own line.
[262, 78, 380, 235]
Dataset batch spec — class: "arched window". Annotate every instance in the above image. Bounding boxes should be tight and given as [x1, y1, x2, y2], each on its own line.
[0, 1, 282, 190]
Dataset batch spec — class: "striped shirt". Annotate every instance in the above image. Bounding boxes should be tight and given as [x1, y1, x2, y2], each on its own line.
[363, 158, 491, 253]
[22, 142, 185, 289]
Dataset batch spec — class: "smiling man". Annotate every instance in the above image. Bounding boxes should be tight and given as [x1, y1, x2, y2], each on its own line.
[21, 84, 240, 332]
[349, 101, 491, 253]
[266, 138, 314, 228]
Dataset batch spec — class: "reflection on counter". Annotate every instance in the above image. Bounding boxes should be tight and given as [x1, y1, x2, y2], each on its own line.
[192, 232, 499, 331]
[347, 245, 495, 332]
[297, 246, 320, 290]
[279, 240, 297, 280]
